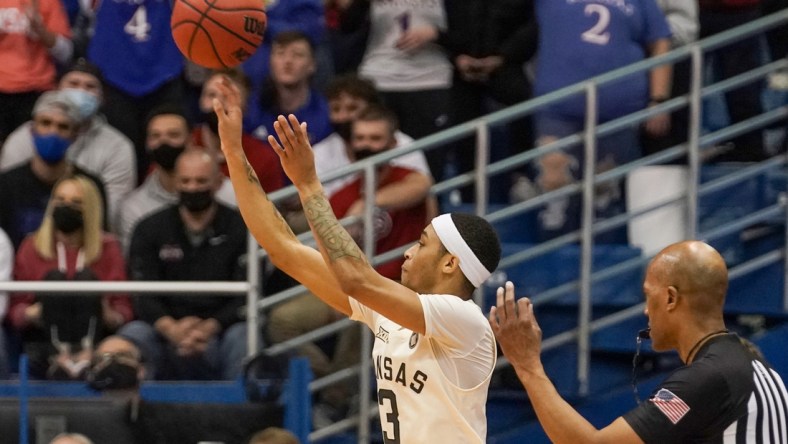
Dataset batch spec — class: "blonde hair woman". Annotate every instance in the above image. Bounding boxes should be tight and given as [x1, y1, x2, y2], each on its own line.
[9, 174, 132, 379]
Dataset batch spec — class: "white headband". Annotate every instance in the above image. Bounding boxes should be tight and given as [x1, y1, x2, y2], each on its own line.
[431, 214, 491, 288]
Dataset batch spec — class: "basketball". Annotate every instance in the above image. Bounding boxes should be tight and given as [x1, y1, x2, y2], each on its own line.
[171, 0, 267, 69]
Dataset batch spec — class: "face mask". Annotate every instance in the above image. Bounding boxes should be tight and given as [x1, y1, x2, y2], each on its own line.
[52, 204, 84, 233]
[149, 143, 185, 172]
[61, 88, 99, 121]
[200, 110, 220, 134]
[33, 133, 72, 165]
[352, 145, 379, 161]
[179, 189, 214, 213]
[87, 354, 140, 391]
[333, 121, 353, 142]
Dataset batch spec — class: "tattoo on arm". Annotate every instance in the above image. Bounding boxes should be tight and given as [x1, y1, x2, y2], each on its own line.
[303, 194, 365, 262]
[244, 159, 260, 186]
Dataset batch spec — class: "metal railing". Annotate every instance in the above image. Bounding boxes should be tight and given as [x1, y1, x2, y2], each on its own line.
[1, 9, 786, 443]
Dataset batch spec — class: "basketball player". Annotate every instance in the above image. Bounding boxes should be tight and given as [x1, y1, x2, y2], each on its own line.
[213, 78, 500, 442]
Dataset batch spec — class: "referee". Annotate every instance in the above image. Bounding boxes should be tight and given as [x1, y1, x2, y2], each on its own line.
[491, 240, 788, 443]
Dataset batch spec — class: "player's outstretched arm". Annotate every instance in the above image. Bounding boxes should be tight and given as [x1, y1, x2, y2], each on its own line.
[490, 282, 643, 444]
[212, 78, 351, 316]
[268, 114, 428, 334]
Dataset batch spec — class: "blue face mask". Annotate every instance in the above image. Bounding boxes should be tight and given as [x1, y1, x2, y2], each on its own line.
[33, 133, 72, 164]
[61, 88, 99, 121]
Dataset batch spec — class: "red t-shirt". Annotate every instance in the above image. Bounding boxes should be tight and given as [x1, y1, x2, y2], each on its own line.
[330, 165, 427, 280]
[0, 0, 72, 93]
[9, 233, 133, 330]
[190, 127, 285, 192]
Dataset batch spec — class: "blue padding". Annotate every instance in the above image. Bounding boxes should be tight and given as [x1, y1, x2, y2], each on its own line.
[726, 262, 786, 315]
[486, 243, 643, 308]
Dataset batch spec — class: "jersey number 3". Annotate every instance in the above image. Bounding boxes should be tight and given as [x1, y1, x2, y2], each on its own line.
[378, 389, 400, 444]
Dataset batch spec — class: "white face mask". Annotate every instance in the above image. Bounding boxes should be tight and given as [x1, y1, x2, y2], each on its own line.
[61, 88, 99, 121]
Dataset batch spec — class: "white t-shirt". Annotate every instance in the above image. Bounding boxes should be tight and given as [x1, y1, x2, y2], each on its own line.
[349, 293, 495, 443]
[313, 131, 432, 198]
[359, 0, 452, 91]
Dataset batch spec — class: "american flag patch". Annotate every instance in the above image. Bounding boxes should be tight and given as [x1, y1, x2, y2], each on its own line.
[649, 388, 691, 424]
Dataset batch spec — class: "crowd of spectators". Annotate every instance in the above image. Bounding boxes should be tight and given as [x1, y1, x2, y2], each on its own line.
[0, 0, 784, 397]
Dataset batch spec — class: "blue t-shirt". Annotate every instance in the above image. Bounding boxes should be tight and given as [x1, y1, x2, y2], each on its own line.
[244, 89, 333, 146]
[88, 0, 184, 97]
[534, 0, 671, 121]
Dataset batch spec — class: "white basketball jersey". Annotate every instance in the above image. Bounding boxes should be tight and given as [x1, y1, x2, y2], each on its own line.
[350, 293, 496, 443]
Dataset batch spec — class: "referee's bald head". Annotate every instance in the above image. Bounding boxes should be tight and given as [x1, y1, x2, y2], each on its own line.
[650, 240, 728, 315]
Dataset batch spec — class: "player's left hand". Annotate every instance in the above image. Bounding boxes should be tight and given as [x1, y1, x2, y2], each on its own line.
[489, 281, 545, 379]
[268, 114, 320, 191]
[213, 76, 244, 157]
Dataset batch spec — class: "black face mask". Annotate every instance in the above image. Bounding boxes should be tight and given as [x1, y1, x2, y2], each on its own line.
[352, 145, 379, 161]
[200, 110, 220, 134]
[52, 205, 83, 233]
[333, 121, 353, 143]
[179, 189, 214, 213]
[87, 354, 140, 391]
[149, 143, 185, 172]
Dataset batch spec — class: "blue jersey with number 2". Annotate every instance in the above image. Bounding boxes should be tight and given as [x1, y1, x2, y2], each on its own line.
[535, 0, 671, 121]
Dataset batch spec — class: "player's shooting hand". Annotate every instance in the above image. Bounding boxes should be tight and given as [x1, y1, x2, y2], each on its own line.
[489, 281, 544, 380]
[268, 114, 320, 192]
[213, 77, 244, 158]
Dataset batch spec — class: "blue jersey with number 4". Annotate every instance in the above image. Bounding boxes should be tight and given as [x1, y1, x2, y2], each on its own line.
[88, 0, 184, 97]
[535, 0, 671, 121]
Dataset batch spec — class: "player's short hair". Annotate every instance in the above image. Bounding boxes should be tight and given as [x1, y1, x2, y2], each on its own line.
[325, 74, 380, 104]
[448, 213, 501, 276]
[355, 104, 399, 135]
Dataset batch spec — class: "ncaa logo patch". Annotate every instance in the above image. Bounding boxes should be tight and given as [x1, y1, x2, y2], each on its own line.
[409, 332, 419, 349]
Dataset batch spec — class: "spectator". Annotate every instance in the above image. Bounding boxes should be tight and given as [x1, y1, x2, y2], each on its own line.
[247, 427, 299, 444]
[116, 105, 236, 253]
[192, 69, 284, 193]
[9, 174, 131, 379]
[245, 31, 333, 146]
[0, 227, 12, 379]
[241, 0, 326, 94]
[524, 0, 672, 242]
[120, 149, 250, 380]
[699, 0, 767, 162]
[339, 0, 453, 180]
[49, 433, 94, 444]
[314, 74, 433, 199]
[1, 58, 136, 228]
[0, 91, 107, 248]
[87, 0, 185, 183]
[86, 335, 145, 392]
[330, 105, 429, 279]
[642, 0, 699, 157]
[440, 0, 538, 203]
[0, 0, 73, 142]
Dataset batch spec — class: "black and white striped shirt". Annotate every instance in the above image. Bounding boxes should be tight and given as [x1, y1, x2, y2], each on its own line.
[624, 333, 788, 443]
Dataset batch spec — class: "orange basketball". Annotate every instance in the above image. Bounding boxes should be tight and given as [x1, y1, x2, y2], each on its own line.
[171, 0, 267, 69]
